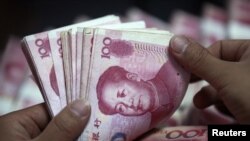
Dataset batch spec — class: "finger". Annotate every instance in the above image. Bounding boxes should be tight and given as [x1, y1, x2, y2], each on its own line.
[207, 40, 250, 62]
[193, 85, 218, 109]
[190, 73, 201, 83]
[214, 101, 234, 118]
[0, 103, 49, 140]
[193, 86, 234, 117]
[15, 103, 50, 131]
[35, 99, 91, 141]
[169, 35, 231, 90]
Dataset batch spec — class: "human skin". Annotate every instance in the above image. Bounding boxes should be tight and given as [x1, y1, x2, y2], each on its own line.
[169, 35, 250, 124]
[0, 99, 90, 141]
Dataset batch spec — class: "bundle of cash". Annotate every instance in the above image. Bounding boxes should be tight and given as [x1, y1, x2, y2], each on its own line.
[22, 15, 190, 140]
[228, 0, 250, 39]
[0, 37, 43, 115]
[0, 37, 28, 115]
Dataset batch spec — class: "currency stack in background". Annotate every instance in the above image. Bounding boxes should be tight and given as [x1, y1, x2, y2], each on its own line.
[0, 37, 43, 115]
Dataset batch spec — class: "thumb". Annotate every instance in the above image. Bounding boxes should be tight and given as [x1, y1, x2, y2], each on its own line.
[169, 36, 230, 90]
[35, 99, 91, 141]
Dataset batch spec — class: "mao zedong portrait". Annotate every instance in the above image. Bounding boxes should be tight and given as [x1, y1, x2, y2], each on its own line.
[96, 62, 178, 127]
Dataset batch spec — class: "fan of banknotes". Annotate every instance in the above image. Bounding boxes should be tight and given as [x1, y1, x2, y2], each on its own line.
[22, 15, 191, 140]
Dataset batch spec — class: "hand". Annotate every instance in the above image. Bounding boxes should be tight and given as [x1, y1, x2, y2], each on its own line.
[169, 36, 250, 124]
[0, 99, 91, 141]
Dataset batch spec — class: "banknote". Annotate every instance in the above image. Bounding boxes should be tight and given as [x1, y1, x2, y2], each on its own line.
[21, 15, 191, 140]
[229, 0, 250, 24]
[61, 30, 73, 104]
[2, 9, 244, 141]
[22, 15, 120, 115]
[22, 31, 62, 116]
[228, 0, 250, 39]
[74, 18, 121, 100]
[49, 15, 121, 105]
[79, 28, 190, 140]
[136, 126, 208, 141]
[79, 21, 146, 99]
[200, 3, 227, 46]
[170, 10, 200, 41]
[0, 37, 28, 115]
[12, 70, 44, 111]
[0, 37, 28, 98]
[80, 28, 169, 100]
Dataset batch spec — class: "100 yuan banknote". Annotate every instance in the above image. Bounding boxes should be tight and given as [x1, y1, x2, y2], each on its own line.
[79, 28, 190, 140]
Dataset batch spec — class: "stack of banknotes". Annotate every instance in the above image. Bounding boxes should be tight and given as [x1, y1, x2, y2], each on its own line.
[2, 1, 248, 139]
[0, 37, 43, 114]
[21, 15, 195, 140]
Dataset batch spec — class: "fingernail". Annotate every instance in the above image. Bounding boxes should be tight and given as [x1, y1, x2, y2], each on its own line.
[171, 36, 189, 54]
[70, 99, 90, 118]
